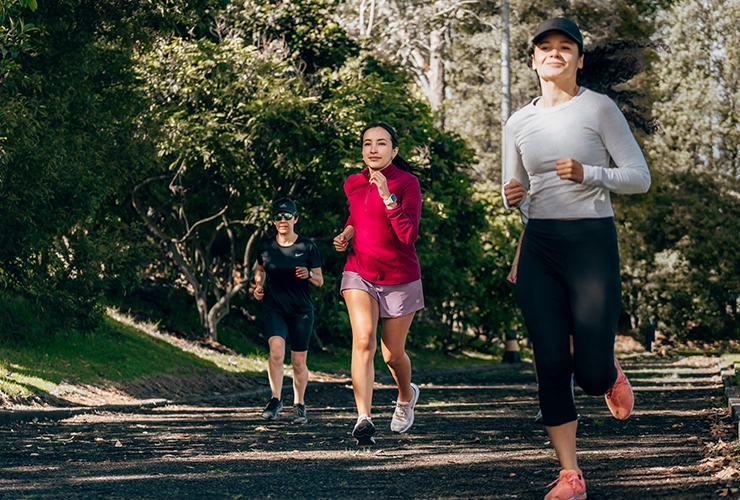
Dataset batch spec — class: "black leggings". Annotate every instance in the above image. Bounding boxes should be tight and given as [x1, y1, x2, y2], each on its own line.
[517, 218, 620, 427]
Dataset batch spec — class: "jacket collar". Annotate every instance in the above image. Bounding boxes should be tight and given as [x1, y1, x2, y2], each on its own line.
[362, 163, 398, 181]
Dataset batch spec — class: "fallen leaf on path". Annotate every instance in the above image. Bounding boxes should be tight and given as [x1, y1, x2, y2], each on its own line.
[715, 487, 738, 496]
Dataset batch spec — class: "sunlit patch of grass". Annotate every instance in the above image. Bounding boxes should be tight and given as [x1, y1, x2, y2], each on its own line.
[0, 366, 85, 397]
[0, 378, 32, 398]
[107, 308, 268, 374]
[0, 308, 272, 402]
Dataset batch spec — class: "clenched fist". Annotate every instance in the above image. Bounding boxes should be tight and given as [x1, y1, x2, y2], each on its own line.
[555, 158, 584, 183]
[504, 178, 526, 207]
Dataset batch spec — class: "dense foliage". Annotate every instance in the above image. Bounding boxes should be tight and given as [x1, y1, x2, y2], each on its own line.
[0, 0, 738, 349]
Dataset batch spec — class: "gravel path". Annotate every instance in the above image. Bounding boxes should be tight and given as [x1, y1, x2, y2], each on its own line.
[0, 355, 736, 499]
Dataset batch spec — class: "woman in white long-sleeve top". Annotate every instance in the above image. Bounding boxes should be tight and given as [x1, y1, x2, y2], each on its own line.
[502, 17, 650, 500]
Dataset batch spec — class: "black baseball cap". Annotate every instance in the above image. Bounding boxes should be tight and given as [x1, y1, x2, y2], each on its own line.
[532, 18, 583, 51]
[271, 198, 297, 215]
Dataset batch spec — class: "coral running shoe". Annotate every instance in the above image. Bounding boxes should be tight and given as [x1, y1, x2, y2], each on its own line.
[544, 469, 587, 500]
[605, 356, 634, 420]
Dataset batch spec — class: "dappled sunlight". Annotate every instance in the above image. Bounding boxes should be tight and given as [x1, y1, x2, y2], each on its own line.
[0, 364, 85, 401]
[0, 363, 728, 499]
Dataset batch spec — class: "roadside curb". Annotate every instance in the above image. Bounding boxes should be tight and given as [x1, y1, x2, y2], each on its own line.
[721, 360, 740, 440]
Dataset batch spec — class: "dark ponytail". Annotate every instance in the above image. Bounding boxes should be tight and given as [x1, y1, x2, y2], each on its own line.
[360, 122, 413, 172]
[577, 39, 660, 134]
[528, 37, 659, 134]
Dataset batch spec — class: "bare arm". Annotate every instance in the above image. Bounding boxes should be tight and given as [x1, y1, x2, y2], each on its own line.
[507, 229, 525, 284]
[252, 265, 266, 300]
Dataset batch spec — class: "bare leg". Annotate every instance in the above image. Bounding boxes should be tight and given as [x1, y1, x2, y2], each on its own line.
[344, 289, 379, 416]
[267, 336, 286, 400]
[546, 420, 579, 472]
[291, 350, 308, 405]
[380, 313, 416, 402]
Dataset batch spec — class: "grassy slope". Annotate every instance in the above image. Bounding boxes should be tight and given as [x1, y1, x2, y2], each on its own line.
[0, 317, 221, 398]
[1, 310, 506, 402]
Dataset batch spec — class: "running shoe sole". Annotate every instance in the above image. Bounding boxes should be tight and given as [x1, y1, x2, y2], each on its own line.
[352, 420, 376, 446]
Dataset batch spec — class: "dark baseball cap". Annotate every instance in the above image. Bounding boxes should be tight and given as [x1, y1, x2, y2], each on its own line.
[532, 18, 583, 51]
[271, 198, 297, 215]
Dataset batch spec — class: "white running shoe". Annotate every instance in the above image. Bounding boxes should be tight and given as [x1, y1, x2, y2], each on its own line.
[390, 383, 420, 433]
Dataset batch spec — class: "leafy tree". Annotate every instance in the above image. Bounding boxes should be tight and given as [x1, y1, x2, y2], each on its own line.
[132, 29, 334, 341]
[633, 0, 740, 339]
[0, 0, 219, 333]
[0, 0, 37, 84]
[130, 0, 521, 350]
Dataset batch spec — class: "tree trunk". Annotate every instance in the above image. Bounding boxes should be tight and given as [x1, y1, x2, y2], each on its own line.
[428, 27, 445, 112]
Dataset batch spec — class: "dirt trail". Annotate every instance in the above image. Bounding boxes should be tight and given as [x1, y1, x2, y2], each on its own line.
[0, 355, 736, 499]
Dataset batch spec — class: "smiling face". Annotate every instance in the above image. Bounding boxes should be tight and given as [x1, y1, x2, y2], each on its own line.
[362, 126, 399, 171]
[531, 32, 584, 85]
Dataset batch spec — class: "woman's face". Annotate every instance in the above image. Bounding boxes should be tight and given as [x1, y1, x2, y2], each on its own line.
[273, 212, 297, 235]
[362, 127, 399, 170]
[531, 33, 583, 84]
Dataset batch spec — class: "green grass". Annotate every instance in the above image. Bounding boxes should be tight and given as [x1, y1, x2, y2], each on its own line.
[0, 289, 511, 403]
[723, 354, 740, 386]
[0, 316, 222, 399]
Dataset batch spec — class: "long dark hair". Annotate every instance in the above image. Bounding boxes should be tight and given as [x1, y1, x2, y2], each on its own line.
[578, 40, 660, 134]
[360, 122, 414, 172]
[528, 38, 658, 134]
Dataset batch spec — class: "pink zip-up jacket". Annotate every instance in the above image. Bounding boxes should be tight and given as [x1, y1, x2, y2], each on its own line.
[342, 164, 422, 285]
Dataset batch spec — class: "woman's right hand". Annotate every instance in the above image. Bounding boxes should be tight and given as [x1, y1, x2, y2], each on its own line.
[334, 226, 354, 252]
[504, 178, 525, 207]
[253, 285, 264, 300]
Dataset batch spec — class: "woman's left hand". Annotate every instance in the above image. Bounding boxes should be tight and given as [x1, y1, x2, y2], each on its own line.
[369, 169, 390, 199]
[295, 267, 311, 280]
[506, 264, 518, 284]
[555, 158, 584, 183]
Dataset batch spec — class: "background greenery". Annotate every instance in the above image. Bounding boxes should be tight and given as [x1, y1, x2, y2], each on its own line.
[1, 0, 738, 371]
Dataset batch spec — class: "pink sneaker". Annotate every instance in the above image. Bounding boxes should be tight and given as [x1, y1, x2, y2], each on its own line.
[605, 356, 634, 420]
[544, 469, 587, 500]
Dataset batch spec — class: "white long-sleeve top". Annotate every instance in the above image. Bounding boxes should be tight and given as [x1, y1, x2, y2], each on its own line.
[502, 87, 651, 223]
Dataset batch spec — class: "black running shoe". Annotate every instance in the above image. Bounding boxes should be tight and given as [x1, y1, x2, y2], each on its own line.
[293, 403, 307, 424]
[261, 397, 282, 420]
[352, 414, 376, 446]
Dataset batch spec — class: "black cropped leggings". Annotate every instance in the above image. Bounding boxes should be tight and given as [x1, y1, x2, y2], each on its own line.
[517, 218, 621, 427]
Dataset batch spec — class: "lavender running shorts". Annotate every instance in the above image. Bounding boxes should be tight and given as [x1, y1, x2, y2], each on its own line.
[340, 271, 425, 319]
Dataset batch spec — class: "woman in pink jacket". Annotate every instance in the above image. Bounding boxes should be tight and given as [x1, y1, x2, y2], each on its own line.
[333, 122, 424, 446]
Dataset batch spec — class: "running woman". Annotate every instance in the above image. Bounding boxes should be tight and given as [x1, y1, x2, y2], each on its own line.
[502, 18, 650, 499]
[334, 122, 424, 446]
[253, 197, 323, 424]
